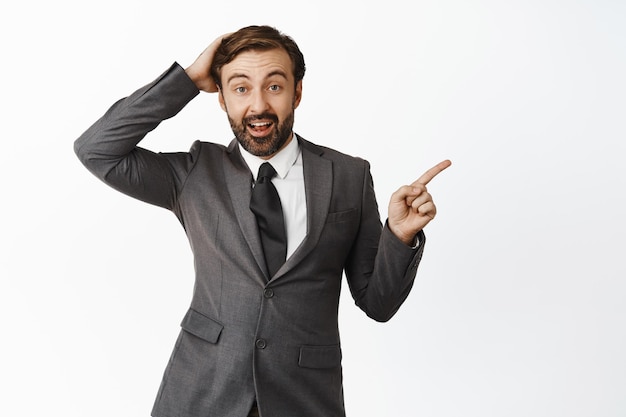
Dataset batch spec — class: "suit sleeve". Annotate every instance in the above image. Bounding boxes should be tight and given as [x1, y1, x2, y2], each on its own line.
[73, 63, 200, 210]
[345, 161, 426, 322]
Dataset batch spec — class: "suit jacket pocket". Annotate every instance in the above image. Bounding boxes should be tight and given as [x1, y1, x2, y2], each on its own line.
[325, 208, 357, 224]
[180, 308, 224, 344]
[298, 345, 342, 369]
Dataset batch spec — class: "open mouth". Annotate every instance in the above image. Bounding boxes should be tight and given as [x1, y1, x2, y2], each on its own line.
[247, 120, 275, 137]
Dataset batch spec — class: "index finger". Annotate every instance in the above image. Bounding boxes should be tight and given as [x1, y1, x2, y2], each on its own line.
[413, 159, 452, 186]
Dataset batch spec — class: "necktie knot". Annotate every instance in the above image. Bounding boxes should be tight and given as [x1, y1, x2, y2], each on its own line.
[257, 162, 277, 182]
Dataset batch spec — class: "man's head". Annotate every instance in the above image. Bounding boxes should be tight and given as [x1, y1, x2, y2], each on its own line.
[212, 26, 306, 159]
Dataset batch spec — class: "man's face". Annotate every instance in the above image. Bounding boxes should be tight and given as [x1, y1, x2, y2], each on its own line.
[218, 48, 302, 159]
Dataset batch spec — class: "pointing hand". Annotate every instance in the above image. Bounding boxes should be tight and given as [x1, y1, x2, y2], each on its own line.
[387, 160, 452, 245]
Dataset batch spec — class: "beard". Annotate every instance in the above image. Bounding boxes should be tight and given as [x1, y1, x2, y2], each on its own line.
[229, 111, 295, 158]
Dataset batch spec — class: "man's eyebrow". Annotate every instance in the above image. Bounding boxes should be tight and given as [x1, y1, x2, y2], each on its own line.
[226, 70, 289, 85]
[226, 73, 249, 85]
[267, 70, 288, 80]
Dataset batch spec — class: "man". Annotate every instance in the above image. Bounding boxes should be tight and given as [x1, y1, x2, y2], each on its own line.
[74, 25, 450, 417]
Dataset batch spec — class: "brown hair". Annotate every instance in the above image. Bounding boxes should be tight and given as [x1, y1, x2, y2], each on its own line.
[210, 25, 306, 89]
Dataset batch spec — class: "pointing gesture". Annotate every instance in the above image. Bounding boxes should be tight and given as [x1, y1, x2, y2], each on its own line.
[388, 160, 452, 245]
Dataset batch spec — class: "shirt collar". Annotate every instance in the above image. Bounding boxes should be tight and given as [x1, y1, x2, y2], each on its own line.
[239, 133, 301, 181]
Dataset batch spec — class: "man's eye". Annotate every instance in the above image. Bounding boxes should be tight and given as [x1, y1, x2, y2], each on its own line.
[235, 87, 247, 93]
[268, 85, 280, 91]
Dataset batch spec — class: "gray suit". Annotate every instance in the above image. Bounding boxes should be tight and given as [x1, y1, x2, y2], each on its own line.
[74, 63, 425, 417]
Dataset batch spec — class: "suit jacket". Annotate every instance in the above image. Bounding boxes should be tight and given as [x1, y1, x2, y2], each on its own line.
[74, 63, 425, 417]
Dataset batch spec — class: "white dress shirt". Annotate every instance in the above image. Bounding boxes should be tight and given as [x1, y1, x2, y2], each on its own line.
[239, 135, 307, 260]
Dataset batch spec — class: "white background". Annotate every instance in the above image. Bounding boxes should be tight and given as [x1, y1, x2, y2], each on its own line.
[1, 0, 625, 416]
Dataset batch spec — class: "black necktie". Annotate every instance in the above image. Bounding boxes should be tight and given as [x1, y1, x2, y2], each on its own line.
[250, 162, 287, 277]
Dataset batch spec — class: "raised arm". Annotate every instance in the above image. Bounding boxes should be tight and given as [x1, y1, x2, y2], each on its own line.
[73, 35, 234, 209]
[73, 64, 200, 209]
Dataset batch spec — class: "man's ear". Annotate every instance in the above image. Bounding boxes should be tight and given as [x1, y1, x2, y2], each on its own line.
[218, 86, 227, 112]
[293, 80, 303, 109]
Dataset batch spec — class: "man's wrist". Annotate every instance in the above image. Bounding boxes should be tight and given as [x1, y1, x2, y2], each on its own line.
[386, 221, 422, 247]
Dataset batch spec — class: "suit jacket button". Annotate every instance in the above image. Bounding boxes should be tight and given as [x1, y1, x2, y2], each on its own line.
[263, 288, 274, 298]
[255, 339, 267, 349]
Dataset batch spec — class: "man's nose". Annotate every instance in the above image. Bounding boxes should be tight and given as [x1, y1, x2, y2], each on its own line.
[249, 90, 270, 113]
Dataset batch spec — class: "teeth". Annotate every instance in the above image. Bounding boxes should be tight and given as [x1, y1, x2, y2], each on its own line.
[250, 122, 272, 127]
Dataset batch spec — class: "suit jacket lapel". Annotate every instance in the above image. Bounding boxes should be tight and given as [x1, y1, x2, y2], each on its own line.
[224, 140, 269, 282]
[274, 136, 332, 279]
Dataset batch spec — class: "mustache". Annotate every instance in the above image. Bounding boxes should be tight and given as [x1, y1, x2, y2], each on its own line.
[243, 113, 279, 124]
